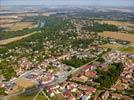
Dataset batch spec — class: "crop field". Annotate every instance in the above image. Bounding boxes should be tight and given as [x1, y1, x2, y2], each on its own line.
[98, 31, 134, 42]
[0, 32, 36, 45]
[9, 22, 35, 31]
[97, 20, 134, 32]
[0, 22, 35, 31]
[99, 44, 123, 49]
[119, 45, 134, 53]
[0, 19, 19, 24]
[97, 20, 134, 27]
[8, 94, 47, 100]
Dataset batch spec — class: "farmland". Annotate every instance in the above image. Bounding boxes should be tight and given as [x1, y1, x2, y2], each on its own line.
[97, 20, 134, 33]
[0, 21, 36, 31]
[0, 31, 37, 45]
[98, 31, 134, 42]
[8, 94, 47, 100]
[99, 44, 123, 49]
[8, 22, 36, 31]
[119, 45, 134, 53]
[97, 20, 134, 27]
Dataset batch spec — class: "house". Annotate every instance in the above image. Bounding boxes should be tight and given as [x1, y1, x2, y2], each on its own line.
[78, 85, 89, 91]
[87, 87, 96, 93]
[79, 92, 88, 100]
[85, 71, 97, 77]
[63, 91, 75, 100]
[83, 65, 94, 71]
[94, 96, 100, 100]
[111, 93, 123, 99]
[0, 82, 5, 88]
[102, 91, 109, 100]
[47, 88, 55, 97]
[71, 77, 85, 83]
[123, 96, 133, 100]
[80, 75, 88, 81]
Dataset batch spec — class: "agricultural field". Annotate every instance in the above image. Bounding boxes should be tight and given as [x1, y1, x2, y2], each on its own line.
[98, 31, 134, 42]
[99, 44, 123, 49]
[97, 20, 134, 33]
[0, 21, 36, 31]
[0, 31, 37, 45]
[8, 22, 36, 31]
[0, 19, 20, 24]
[8, 94, 47, 100]
[119, 45, 134, 53]
[97, 20, 134, 27]
[100, 43, 134, 53]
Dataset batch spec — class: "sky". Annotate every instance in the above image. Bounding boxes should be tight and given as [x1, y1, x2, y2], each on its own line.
[0, 0, 134, 7]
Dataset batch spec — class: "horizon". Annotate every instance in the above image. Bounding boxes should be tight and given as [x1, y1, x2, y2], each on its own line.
[1, 0, 134, 7]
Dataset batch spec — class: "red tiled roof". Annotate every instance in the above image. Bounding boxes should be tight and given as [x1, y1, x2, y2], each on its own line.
[85, 71, 96, 77]
[78, 85, 89, 90]
[83, 65, 93, 70]
[72, 77, 84, 82]
[87, 87, 96, 92]
[123, 96, 133, 100]
[112, 93, 123, 99]
[94, 96, 99, 100]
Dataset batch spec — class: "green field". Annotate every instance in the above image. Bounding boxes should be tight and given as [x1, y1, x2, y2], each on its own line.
[119, 45, 134, 53]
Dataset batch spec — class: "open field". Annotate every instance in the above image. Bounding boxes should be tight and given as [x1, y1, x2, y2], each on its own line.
[98, 31, 134, 42]
[8, 94, 47, 100]
[119, 45, 134, 53]
[9, 22, 35, 31]
[99, 44, 123, 49]
[97, 20, 134, 27]
[97, 20, 134, 32]
[0, 22, 35, 31]
[100, 43, 134, 53]
[0, 19, 20, 24]
[0, 23, 14, 29]
[15, 77, 37, 89]
[0, 31, 36, 45]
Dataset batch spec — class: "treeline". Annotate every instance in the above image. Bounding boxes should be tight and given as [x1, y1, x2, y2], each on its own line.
[82, 22, 119, 32]
[96, 62, 123, 88]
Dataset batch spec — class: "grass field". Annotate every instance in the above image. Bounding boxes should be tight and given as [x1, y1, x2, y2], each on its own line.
[8, 94, 47, 100]
[119, 45, 134, 53]
[98, 31, 134, 42]
[0, 31, 36, 45]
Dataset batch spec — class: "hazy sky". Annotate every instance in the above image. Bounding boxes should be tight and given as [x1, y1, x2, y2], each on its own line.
[1, 0, 134, 7]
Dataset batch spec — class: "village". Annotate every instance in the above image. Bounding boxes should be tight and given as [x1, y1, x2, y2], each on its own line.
[0, 6, 134, 100]
[0, 47, 133, 100]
